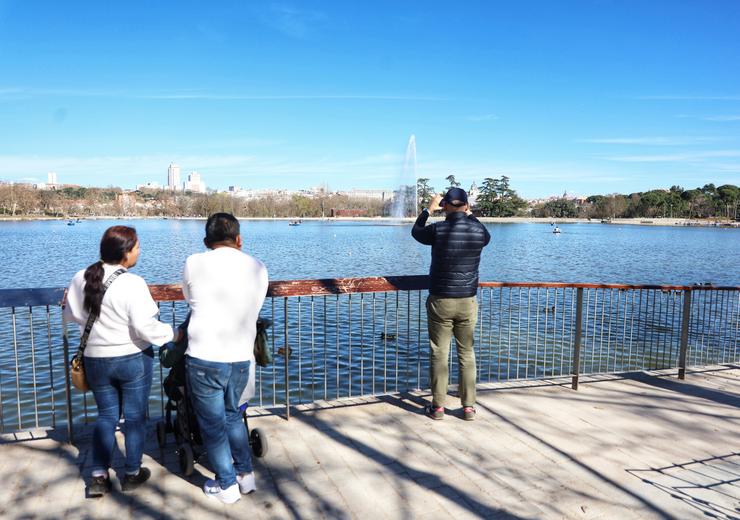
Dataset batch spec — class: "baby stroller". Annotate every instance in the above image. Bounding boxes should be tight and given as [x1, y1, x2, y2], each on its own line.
[156, 316, 270, 476]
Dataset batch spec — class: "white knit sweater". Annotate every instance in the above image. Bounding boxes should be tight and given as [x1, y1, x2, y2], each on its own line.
[64, 263, 174, 358]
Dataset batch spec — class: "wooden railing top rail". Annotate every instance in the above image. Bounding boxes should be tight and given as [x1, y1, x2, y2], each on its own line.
[478, 281, 740, 291]
[0, 276, 738, 307]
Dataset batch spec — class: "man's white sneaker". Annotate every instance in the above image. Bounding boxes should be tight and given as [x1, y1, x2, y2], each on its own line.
[236, 472, 256, 494]
[203, 479, 241, 504]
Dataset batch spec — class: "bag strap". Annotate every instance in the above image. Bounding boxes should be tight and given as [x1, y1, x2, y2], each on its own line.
[74, 268, 126, 359]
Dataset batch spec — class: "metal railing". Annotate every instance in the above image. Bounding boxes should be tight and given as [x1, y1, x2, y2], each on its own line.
[0, 278, 737, 440]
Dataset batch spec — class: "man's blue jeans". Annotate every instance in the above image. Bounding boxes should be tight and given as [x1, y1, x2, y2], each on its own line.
[85, 348, 153, 475]
[185, 356, 253, 489]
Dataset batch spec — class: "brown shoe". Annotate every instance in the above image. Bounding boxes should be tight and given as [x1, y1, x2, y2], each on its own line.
[463, 407, 476, 421]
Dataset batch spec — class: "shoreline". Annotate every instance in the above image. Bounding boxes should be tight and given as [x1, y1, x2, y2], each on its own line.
[0, 215, 738, 228]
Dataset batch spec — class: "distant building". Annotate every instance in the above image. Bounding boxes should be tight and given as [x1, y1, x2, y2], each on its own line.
[231, 188, 312, 199]
[343, 189, 390, 201]
[33, 171, 59, 190]
[167, 163, 181, 191]
[468, 181, 479, 207]
[184, 171, 206, 193]
[310, 183, 330, 195]
[136, 181, 162, 190]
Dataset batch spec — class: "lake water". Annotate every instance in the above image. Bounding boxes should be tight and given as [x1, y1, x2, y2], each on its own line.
[0, 218, 738, 431]
[1, 218, 738, 288]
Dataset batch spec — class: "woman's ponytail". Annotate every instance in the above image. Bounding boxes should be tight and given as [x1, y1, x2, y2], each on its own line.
[83, 260, 105, 316]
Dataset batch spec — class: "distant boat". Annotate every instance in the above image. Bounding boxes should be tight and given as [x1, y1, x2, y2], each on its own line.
[553, 227, 561, 234]
[288, 220, 301, 226]
[67, 221, 75, 226]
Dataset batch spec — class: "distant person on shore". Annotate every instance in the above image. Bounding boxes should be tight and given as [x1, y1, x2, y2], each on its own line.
[182, 213, 268, 504]
[412, 187, 490, 421]
[64, 226, 176, 497]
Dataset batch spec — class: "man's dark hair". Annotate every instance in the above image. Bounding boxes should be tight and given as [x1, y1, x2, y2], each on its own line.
[205, 212, 240, 246]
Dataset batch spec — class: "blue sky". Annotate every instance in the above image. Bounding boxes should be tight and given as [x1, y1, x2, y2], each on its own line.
[1, 0, 739, 198]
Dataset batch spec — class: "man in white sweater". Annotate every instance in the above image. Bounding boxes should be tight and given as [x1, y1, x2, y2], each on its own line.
[183, 213, 268, 504]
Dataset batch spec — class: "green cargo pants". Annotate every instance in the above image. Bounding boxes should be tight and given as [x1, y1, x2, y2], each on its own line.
[426, 294, 478, 408]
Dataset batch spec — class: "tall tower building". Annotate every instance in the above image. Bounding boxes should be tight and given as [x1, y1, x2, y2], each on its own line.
[167, 163, 181, 191]
[47, 172, 58, 185]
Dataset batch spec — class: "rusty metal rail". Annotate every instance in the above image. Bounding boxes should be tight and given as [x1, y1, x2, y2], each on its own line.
[0, 277, 737, 440]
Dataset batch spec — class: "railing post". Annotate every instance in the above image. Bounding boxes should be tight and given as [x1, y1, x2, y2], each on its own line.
[284, 297, 290, 420]
[61, 317, 75, 443]
[678, 289, 692, 380]
[571, 288, 584, 390]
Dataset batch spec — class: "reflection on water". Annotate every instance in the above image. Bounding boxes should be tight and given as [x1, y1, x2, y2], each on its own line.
[0, 219, 738, 288]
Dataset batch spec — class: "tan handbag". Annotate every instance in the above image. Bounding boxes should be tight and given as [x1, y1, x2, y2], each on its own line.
[70, 354, 89, 392]
[67, 269, 126, 392]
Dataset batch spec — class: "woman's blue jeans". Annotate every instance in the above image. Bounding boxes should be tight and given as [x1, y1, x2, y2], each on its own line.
[85, 348, 153, 475]
[185, 356, 253, 489]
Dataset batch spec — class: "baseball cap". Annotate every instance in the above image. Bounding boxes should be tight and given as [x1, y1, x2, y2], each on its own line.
[443, 187, 468, 207]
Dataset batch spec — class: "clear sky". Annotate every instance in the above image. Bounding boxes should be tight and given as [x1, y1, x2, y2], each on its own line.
[1, 0, 739, 198]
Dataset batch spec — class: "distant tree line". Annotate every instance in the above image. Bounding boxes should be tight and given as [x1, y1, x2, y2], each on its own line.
[0, 183, 387, 218]
[0, 185, 124, 217]
[530, 184, 739, 220]
[1, 180, 737, 220]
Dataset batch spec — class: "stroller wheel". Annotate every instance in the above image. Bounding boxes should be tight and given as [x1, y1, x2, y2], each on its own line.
[156, 421, 167, 448]
[178, 443, 195, 476]
[250, 428, 268, 458]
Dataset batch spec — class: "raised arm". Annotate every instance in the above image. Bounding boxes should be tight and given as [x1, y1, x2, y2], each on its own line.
[412, 193, 442, 245]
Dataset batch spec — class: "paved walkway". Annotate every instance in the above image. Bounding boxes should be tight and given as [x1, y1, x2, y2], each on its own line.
[2, 366, 739, 519]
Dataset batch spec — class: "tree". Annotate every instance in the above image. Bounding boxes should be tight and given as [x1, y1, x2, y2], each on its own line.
[532, 198, 579, 218]
[416, 178, 435, 212]
[492, 175, 526, 216]
[445, 174, 460, 190]
[39, 189, 62, 216]
[584, 195, 608, 219]
[682, 188, 705, 219]
[717, 184, 739, 219]
[475, 175, 526, 217]
[634, 190, 668, 218]
[476, 178, 497, 216]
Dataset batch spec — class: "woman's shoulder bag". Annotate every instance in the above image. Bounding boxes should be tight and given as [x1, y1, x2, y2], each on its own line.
[67, 268, 126, 392]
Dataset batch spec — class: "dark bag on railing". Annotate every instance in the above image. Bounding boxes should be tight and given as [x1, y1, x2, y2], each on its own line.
[68, 269, 126, 392]
[159, 312, 190, 369]
[254, 318, 273, 367]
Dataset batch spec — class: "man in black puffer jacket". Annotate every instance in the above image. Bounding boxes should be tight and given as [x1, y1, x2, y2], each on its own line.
[412, 187, 490, 421]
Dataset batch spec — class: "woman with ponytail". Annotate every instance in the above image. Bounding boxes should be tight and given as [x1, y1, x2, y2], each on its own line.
[64, 226, 176, 497]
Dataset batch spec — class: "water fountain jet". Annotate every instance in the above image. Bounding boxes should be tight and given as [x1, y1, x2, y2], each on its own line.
[391, 134, 418, 219]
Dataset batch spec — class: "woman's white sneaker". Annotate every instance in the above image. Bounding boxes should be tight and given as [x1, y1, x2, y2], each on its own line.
[203, 479, 241, 504]
[236, 472, 256, 494]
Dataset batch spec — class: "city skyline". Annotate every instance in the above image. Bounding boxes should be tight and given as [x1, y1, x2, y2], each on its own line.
[1, 1, 739, 197]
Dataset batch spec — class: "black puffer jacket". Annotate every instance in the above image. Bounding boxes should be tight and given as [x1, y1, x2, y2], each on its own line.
[412, 210, 491, 297]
